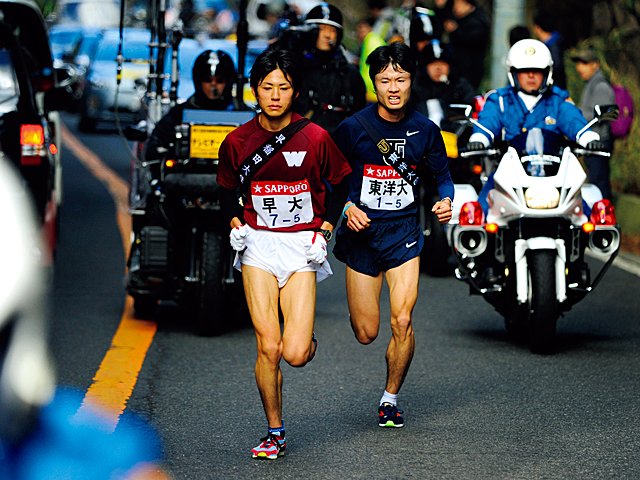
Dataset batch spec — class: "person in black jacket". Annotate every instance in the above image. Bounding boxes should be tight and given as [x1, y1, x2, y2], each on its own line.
[274, 3, 367, 134]
[434, 0, 490, 90]
[144, 49, 237, 161]
[411, 39, 476, 130]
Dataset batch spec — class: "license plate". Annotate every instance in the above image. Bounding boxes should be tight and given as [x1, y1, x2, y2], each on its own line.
[190, 125, 235, 159]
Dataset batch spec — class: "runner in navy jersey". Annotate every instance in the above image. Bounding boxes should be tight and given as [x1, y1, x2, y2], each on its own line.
[332, 42, 454, 428]
[217, 48, 351, 459]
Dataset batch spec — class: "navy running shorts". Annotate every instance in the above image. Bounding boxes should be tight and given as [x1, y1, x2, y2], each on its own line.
[333, 215, 424, 277]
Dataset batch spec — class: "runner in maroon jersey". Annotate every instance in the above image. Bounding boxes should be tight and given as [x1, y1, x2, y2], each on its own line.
[217, 48, 351, 460]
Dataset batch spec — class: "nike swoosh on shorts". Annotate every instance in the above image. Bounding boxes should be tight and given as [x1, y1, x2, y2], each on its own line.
[406, 241, 417, 248]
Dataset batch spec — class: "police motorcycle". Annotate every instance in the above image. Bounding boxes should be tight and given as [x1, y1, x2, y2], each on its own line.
[124, 0, 254, 335]
[450, 104, 621, 353]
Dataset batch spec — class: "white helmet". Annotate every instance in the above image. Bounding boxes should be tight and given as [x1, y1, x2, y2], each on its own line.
[0, 155, 55, 443]
[506, 39, 554, 94]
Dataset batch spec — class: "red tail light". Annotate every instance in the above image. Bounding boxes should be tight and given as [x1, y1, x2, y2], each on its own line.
[20, 124, 46, 166]
[590, 199, 617, 225]
[459, 201, 484, 226]
[21, 124, 44, 146]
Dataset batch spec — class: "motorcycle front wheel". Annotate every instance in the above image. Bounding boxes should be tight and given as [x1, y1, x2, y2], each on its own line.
[528, 249, 559, 354]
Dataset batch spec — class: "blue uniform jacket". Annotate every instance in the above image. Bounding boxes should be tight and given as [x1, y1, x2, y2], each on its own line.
[333, 103, 454, 220]
[474, 86, 589, 144]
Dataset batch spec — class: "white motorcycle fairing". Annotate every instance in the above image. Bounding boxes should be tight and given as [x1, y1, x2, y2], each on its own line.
[488, 146, 587, 226]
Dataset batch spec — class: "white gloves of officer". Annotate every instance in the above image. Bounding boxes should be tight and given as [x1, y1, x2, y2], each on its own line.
[229, 224, 249, 251]
[306, 232, 327, 264]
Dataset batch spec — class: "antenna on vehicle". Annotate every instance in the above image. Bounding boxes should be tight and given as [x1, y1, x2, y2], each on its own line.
[235, 0, 249, 110]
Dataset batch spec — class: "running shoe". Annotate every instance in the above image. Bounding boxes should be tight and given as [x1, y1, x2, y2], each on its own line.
[378, 402, 404, 428]
[251, 433, 286, 459]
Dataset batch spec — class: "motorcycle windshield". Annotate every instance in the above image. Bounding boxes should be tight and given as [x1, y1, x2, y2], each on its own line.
[510, 128, 564, 177]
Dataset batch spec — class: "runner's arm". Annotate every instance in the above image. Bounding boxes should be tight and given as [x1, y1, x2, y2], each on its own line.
[324, 174, 351, 228]
[219, 187, 244, 228]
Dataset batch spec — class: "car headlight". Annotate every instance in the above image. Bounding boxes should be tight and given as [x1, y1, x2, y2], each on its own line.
[524, 185, 560, 209]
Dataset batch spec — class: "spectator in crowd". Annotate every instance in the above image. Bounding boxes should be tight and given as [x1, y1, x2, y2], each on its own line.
[571, 47, 616, 199]
[411, 39, 477, 128]
[273, 3, 367, 134]
[357, 18, 387, 102]
[509, 24, 530, 47]
[533, 10, 567, 89]
[435, 0, 490, 90]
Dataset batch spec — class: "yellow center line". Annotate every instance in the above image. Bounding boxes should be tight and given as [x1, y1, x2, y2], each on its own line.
[61, 123, 157, 432]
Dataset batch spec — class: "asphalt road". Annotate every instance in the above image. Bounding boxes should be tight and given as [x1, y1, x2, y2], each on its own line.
[51, 116, 640, 479]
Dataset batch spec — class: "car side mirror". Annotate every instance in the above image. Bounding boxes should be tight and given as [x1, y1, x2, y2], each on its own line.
[594, 104, 619, 122]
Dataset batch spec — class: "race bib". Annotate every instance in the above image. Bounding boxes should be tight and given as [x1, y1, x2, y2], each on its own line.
[252, 180, 314, 228]
[360, 164, 414, 210]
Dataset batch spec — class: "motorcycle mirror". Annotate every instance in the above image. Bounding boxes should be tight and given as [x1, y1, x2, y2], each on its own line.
[448, 103, 473, 121]
[594, 104, 619, 122]
[124, 124, 148, 142]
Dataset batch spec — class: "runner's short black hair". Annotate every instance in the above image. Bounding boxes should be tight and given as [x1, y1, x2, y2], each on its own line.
[250, 48, 301, 93]
[366, 42, 416, 87]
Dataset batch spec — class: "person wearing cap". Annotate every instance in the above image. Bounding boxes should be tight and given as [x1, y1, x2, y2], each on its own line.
[411, 39, 477, 128]
[273, 2, 366, 134]
[571, 47, 616, 200]
[466, 39, 606, 213]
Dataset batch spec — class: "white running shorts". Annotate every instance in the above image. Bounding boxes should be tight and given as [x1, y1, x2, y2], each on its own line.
[233, 225, 333, 287]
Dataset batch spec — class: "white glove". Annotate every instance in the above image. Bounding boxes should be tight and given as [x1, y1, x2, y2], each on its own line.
[305, 232, 328, 264]
[229, 224, 249, 252]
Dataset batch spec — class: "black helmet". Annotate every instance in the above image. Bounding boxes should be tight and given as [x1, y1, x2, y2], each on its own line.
[304, 3, 343, 47]
[304, 3, 343, 29]
[419, 40, 454, 66]
[192, 49, 236, 87]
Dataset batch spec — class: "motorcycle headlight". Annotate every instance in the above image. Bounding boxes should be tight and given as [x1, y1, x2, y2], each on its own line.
[524, 185, 560, 209]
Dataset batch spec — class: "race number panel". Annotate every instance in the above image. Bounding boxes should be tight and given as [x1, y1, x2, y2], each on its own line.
[360, 164, 414, 210]
[252, 180, 314, 228]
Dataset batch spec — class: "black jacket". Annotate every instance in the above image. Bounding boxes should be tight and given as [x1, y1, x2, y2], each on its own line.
[293, 48, 367, 135]
[411, 72, 477, 130]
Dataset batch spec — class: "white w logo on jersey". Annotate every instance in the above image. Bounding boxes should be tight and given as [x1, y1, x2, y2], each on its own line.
[283, 151, 306, 167]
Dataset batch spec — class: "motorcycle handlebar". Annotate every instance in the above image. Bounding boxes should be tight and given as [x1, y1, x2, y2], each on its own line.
[573, 148, 611, 158]
[459, 149, 501, 158]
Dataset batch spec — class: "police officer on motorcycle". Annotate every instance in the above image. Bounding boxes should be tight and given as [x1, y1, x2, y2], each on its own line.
[466, 39, 604, 214]
[145, 49, 237, 161]
[274, 3, 367, 134]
